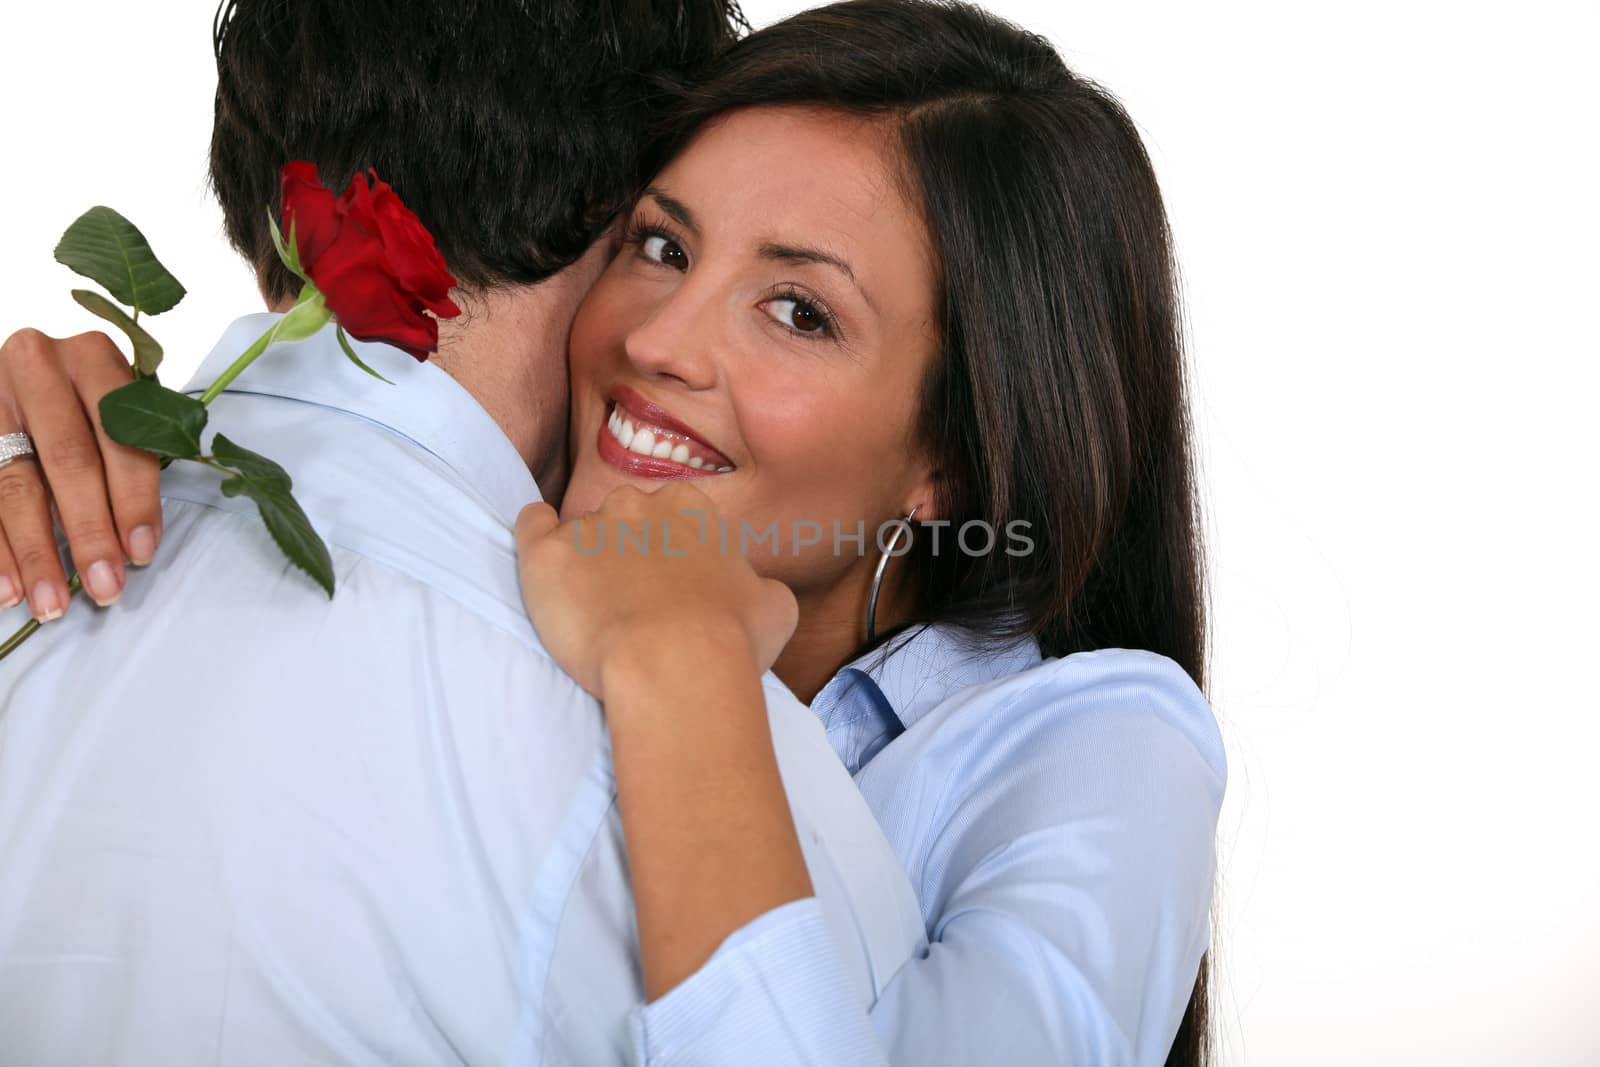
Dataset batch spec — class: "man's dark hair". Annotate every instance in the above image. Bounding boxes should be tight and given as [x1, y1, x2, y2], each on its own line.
[210, 0, 747, 302]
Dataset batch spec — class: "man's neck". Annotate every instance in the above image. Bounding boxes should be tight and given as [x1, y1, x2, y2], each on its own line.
[427, 284, 575, 500]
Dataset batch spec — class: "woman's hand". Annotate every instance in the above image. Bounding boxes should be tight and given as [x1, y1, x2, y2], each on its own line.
[514, 481, 798, 700]
[0, 329, 163, 618]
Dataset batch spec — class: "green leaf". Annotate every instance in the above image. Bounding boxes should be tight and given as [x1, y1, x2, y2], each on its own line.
[267, 207, 309, 283]
[99, 380, 207, 459]
[71, 289, 164, 378]
[211, 431, 291, 487]
[212, 433, 335, 597]
[337, 327, 394, 384]
[54, 207, 186, 315]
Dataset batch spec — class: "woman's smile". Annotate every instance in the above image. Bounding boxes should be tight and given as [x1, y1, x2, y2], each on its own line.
[596, 383, 736, 478]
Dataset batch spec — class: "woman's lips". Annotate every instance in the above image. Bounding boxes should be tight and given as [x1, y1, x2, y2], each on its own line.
[598, 385, 735, 478]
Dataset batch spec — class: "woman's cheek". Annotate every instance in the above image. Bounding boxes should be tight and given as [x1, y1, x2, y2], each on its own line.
[751, 410, 853, 524]
[569, 287, 623, 370]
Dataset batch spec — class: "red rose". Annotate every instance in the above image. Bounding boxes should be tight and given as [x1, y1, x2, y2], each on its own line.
[279, 162, 461, 361]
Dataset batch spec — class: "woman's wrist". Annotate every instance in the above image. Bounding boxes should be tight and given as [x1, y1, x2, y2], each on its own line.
[598, 609, 759, 712]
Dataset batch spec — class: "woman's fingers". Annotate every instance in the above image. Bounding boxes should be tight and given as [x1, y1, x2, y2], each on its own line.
[61, 332, 159, 565]
[0, 514, 23, 611]
[0, 420, 69, 621]
[0, 328, 123, 611]
[0, 330, 71, 619]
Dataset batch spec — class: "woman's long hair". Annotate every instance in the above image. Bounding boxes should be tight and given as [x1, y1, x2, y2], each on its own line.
[649, 2, 1211, 1061]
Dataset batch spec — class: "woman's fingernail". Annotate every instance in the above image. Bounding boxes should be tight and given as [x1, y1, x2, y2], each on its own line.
[30, 581, 65, 622]
[128, 526, 157, 566]
[0, 576, 19, 609]
[84, 560, 122, 607]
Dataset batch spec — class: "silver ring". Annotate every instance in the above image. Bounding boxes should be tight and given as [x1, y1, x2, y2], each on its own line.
[0, 432, 35, 469]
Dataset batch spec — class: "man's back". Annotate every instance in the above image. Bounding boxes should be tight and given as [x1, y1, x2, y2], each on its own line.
[0, 317, 922, 1064]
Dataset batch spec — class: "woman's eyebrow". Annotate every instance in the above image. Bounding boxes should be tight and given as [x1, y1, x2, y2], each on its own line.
[760, 241, 876, 312]
[641, 187, 698, 234]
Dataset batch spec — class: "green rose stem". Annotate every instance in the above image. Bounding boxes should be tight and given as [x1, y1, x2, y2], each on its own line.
[198, 288, 331, 404]
[0, 576, 79, 659]
[0, 289, 333, 662]
[195, 327, 275, 405]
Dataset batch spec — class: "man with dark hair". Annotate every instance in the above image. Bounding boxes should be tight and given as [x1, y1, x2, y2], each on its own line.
[0, 3, 922, 1062]
[210, 0, 750, 505]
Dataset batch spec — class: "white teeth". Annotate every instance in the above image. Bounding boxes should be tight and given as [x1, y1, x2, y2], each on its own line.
[606, 405, 735, 472]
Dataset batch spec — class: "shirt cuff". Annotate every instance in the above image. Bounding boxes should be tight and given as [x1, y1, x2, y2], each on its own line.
[631, 896, 883, 1066]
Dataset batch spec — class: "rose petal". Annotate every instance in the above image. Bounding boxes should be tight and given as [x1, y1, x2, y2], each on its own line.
[364, 171, 459, 312]
[312, 225, 440, 361]
[279, 162, 341, 271]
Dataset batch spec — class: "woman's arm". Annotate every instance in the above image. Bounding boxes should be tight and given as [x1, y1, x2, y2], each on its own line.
[854, 662, 1224, 1065]
[516, 485, 814, 1000]
[627, 652, 1224, 1067]
[599, 614, 813, 999]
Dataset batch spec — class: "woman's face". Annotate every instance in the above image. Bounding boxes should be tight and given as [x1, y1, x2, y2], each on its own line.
[563, 105, 940, 599]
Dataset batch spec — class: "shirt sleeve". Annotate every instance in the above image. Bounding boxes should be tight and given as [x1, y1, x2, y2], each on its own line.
[631, 897, 887, 1066]
[635, 652, 1225, 1067]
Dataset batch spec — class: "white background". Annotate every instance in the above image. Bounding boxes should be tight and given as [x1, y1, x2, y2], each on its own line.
[3, 2, 1597, 1063]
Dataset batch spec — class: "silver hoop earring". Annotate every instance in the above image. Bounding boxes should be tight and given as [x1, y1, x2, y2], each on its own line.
[866, 507, 919, 643]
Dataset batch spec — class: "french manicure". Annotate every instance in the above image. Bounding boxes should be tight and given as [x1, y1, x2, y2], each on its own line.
[84, 560, 123, 607]
[0, 576, 19, 610]
[129, 526, 158, 566]
[30, 580, 65, 622]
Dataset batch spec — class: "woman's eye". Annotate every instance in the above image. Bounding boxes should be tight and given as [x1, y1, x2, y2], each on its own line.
[766, 297, 828, 335]
[641, 233, 687, 271]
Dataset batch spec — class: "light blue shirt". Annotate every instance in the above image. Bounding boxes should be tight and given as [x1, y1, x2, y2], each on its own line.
[0, 314, 924, 1065]
[639, 627, 1226, 1066]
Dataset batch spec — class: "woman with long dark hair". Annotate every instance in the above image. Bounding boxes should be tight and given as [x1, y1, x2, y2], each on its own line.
[516, 2, 1223, 1063]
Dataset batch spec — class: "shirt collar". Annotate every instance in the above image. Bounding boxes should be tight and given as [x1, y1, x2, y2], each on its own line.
[810, 624, 1043, 772]
[182, 314, 541, 523]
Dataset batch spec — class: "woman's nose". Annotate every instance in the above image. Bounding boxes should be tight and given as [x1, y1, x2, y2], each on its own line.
[622, 281, 721, 391]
